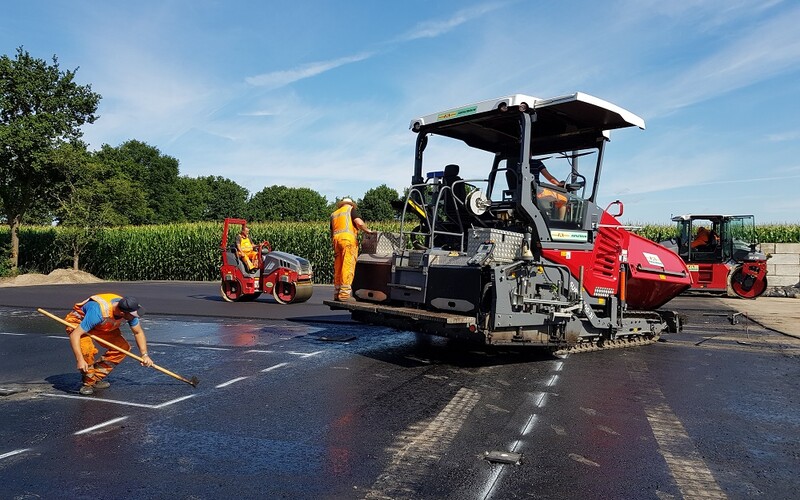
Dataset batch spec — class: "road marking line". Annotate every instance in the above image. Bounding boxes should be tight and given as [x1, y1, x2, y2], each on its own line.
[42, 393, 196, 409]
[74, 416, 129, 435]
[546, 374, 559, 387]
[628, 361, 727, 499]
[0, 448, 31, 460]
[479, 466, 504, 500]
[520, 414, 538, 436]
[196, 346, 230, 351]
[365, 387, 480, 499]
[153, 395, 196, 408]
[261, 362, 289, 372]
[287, 350, 323, 358]
[246, 349, 275, 353]
[0, 332, 26, 336]
[215, 377, 248, 388]
[46, 336, 69, 340]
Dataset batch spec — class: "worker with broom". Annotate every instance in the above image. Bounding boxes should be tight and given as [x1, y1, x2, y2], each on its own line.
[64, 294, 153, 395]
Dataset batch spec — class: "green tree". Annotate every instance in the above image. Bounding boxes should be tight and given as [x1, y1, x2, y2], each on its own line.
[359, 184, 401, 221]
[247, 185, 329, 222]
[202, 176, 249, 221]
[176, 175, 249, 222]
[0, 47, 100, 269]
[94, 140, 182, 224]
[52, 143, 127, 269]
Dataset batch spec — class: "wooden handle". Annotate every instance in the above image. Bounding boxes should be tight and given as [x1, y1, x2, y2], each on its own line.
[37, 307, 198, 387]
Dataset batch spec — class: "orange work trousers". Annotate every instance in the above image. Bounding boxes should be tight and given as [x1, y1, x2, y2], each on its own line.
[66, 317, 130, 386]
[333, 236, 358, 300]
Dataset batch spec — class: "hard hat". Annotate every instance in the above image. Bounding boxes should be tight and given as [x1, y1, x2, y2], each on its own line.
[336, 197, 356, 208]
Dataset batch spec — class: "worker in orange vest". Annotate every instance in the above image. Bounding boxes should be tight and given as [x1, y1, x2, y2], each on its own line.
[235, 225, 261, 272]
[330, 197, 373, 301]
[530, 159, 568, 219]
[64, 294, 153, 395]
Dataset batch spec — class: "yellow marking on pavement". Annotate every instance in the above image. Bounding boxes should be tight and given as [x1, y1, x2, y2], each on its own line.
[365, 387, 480, 499]
[569, 453, 600, 467]
[628, 360, 727, 499]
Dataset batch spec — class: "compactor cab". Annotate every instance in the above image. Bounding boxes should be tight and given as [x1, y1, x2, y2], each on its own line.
[663, 214, 768, 298]
[220, 218, 313, 304]
[327, 93, 691, 350]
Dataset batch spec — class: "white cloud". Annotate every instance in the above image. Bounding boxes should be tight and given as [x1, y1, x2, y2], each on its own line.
[646, 5, 800, 116]
[245, 52, 374, 89]
[394, 1, 508, 42]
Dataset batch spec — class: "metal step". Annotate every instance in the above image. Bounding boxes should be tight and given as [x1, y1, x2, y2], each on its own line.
[323, 300, 476, 327]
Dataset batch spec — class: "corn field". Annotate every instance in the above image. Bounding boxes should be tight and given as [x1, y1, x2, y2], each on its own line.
[2, 221, 797, 282]
[2, 221, 402, 283]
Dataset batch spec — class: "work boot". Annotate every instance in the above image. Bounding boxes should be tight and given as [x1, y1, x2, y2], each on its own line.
[336, 296, 356, 303]
[79, 384, 95, 396]
[94, 380, 110, 389]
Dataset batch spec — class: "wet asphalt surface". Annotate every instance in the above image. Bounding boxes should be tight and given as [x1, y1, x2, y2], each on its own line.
[1, 282, 799, 499]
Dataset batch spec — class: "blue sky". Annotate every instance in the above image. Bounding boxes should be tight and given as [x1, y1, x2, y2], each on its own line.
[4, 0, 799, 223]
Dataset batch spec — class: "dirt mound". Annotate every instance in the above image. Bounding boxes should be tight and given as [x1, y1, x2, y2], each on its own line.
[0, 269, 104, 287]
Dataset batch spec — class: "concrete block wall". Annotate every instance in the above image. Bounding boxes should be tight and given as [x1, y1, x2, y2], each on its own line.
[761, 243, 800, 287]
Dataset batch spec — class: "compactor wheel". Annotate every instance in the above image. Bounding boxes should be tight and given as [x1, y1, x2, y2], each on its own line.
[273, 281, 313, 304]
[729, 265, 767, 299]
[221, 279, 245, 302]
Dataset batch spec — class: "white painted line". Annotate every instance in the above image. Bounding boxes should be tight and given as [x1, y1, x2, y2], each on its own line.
[261, 362, 289, 372]
[215, 377, 249, 388]
[74, 416, 129, 435]
[246, 349, 275, 353]
[509, 439, 522, 453]
[196, 346, 230, 351]
[43, 393, 158, 408]
[287, 350, 323, 358]
[0, 448, 31, 460]
[154, 395, 196, 408]
[0, 332, 26, 336]
[546, 375, 559, 387]
[553, 361, 564, 371]
[403, 355, 431, 364]
[478, 466, 504, 500]
[533, 391, 548, 408]
[147, 342, 173, 347]
[520, 414, 538, 436]
[42, 393, 196, 409]
[46, 336, 69, 340]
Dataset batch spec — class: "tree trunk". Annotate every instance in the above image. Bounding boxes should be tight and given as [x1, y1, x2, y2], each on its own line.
[73, 251, 79, 271]
[9, 217, 21, 272]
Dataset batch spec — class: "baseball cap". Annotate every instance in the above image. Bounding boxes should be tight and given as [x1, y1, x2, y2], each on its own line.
[118, 296, 144, 317]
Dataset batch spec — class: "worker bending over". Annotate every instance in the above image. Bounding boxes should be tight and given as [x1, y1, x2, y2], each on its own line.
[64, 294, 152, 395]
[330, 197, 373, 301]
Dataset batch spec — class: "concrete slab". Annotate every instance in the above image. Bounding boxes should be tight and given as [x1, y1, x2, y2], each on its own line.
[716, 296, 800, 338]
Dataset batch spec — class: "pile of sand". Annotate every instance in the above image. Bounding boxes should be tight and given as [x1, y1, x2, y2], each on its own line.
[0, 268, 104, 287]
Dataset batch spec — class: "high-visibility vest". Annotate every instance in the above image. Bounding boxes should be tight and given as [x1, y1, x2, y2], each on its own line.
[238, 235, 254, 254]
[331, 205, 357, 240]
[69, 293, 125, 332]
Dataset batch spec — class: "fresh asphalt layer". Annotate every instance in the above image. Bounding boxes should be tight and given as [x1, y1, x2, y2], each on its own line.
[1, 282, 798, 499]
